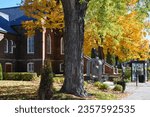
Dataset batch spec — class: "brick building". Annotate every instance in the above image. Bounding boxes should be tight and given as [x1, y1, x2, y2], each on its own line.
[0, 7, 64, 74]
[0, 6, 116, 75]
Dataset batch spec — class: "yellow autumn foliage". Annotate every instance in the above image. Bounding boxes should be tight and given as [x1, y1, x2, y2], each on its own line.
[21, 0, 64, 35]
[84, 24, 101, 56]
[103, 11, 150, 61]
[84, 10, 150, 61]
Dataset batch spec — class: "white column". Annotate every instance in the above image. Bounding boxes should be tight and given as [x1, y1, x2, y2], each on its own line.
[42, 27, 46, 67]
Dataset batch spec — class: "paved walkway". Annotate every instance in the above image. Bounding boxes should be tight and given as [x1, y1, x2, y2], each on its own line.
[122, 82, 150, 100]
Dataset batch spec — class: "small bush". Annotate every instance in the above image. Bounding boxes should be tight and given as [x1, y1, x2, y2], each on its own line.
[94, 81, 103, 88]
[99, 83, 109, 90]
[53, 77, 64, 84]
[94, 82, 109, 90]
[116, 69, 131, 82]
[0, 64, 3, 80]
[124, 69, 131, 82]
[3, 72, 37, 81]
[113, 84, 123, 91]
[113, 78, 121, 84]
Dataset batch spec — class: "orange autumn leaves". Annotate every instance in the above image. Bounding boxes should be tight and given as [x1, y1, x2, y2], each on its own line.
[84, 11, 150, 61]
[104, 11, 149, 61]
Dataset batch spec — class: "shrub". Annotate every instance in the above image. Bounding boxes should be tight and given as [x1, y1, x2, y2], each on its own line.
[117, 69, 131, 82]
[94, 81, 103, 88]
[113, 78, 121, 84]
[3, 72, 37, 81]
[99, 83, 109, 90]
[0, 64, 3, 80]
[53, 77, 64, 84]
[113, 84, 123, 91]
[124, 69, 131, 82]
[116, 80, 126, 93]
[94, 82, 109, 90]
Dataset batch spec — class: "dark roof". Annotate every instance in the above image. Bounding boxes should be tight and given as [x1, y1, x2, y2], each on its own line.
[0, 7, 24, 21]
[0, 6, 33, 34]
[10, 15, 34, 26]
[0, 16, 16, 34]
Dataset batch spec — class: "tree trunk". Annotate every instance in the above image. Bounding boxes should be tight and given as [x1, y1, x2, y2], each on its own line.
[60, 0, 88, 97]
[38, 60, 53, 100]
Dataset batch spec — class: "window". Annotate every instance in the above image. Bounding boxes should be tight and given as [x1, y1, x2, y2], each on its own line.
[27, 62, 34, 72]
[60, 37, 64, 55]
[4, 39, 8, 53]
[27, 36, 34, 54]
[47, 34, 51, 54]
[10, 40, 16, 54]
[60, 63, 64, 72]
[5, 63, 12, 72]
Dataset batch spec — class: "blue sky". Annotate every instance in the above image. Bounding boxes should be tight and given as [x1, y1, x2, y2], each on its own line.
[0, 0, 22, 8]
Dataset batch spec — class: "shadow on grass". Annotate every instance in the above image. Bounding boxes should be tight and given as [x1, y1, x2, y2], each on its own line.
[0, 85, 38, 100]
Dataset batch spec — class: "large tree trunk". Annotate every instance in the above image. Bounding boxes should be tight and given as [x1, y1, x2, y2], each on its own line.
[60, 0, 88, 97]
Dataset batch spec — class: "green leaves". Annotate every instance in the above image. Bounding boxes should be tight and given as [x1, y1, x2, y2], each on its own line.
[86, 0, 127, 37]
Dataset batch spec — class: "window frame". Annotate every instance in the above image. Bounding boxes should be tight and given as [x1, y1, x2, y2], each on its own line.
[4, 39, 8, 53]
[46, 34, 52, 54]
[10, 40, 15, 54]
[27, 36, 34, 54]
[59, 63, 64, 72]
[60, 37, 64, 55]
[27, 62, 34, 72]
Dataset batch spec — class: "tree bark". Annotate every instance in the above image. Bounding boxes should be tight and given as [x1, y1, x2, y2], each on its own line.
[60, 0, 88, 97]
[38, 60, 53, 100]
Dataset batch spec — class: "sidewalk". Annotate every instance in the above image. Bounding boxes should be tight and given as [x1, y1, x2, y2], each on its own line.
[122, 82, 150, 100]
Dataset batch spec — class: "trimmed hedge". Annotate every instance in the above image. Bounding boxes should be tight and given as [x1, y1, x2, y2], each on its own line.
[0, 64, 3, 80]
[3, 72, 37, 81]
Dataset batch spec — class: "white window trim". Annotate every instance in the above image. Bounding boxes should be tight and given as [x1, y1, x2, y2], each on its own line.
[0, 33, 4, 41]
[27, 62, 34, 72]
[10, 40, 15, 54]
[60, 37, 64, 55]
[4, 39, 8, 53]
[47, 34, 51, 54]
[60, 63, 64, 72]
[5, 62, 12, 72]
[27, 36, 34, 54]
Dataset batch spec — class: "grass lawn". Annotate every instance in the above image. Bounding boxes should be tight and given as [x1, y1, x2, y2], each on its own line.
[0, 76, 129, 100]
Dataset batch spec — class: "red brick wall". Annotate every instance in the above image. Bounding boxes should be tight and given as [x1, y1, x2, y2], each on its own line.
[104, 64, 114, 74]
[0, 33, 18, 72]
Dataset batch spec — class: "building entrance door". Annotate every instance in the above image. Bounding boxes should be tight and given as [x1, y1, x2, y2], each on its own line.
[5, 63, 12, 72]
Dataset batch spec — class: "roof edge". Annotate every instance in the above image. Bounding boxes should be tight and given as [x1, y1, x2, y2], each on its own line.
[0, 6, 21, 10]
